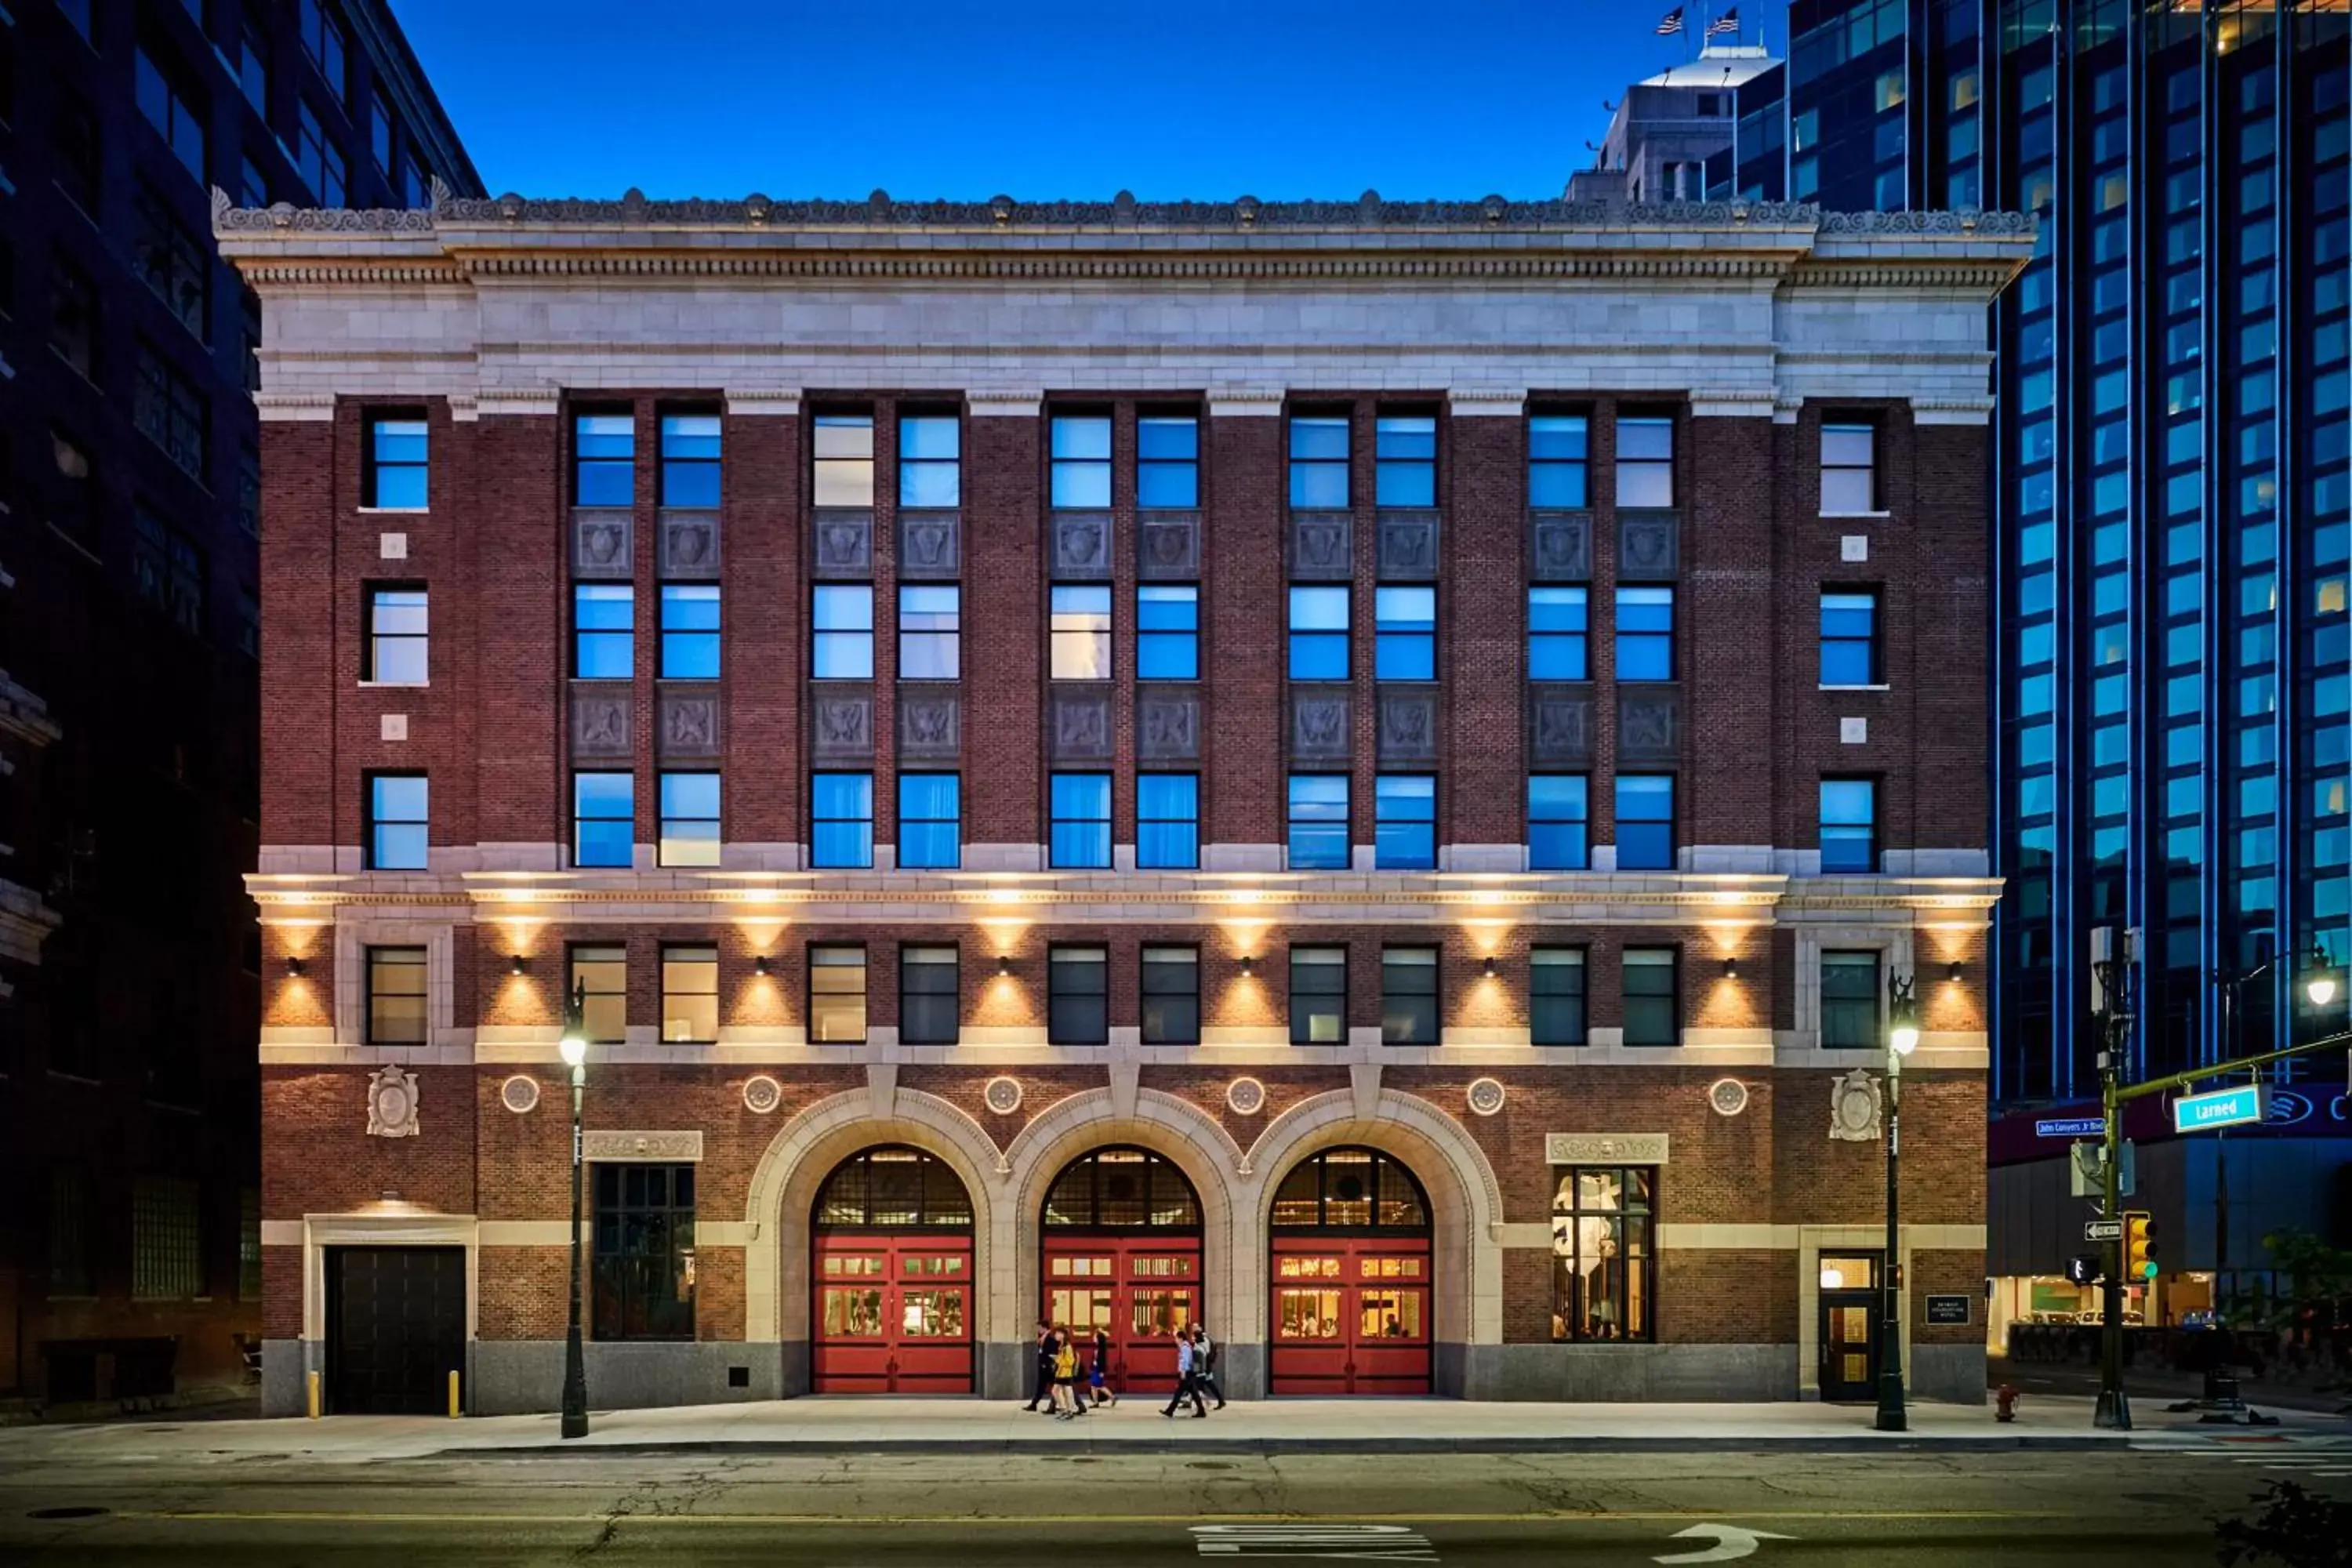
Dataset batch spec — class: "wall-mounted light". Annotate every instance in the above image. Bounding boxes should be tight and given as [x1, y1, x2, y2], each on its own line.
[1238, 954, 1257, 976]
[1947, 960, 1964, 985]
[996, 954, 1014, 977]
[510, 954, 528, 977]
[285, 956, 306, 979]
[1481, 956, 1498, 979]
[753, 954, 772, 978]
[1722, 956, 1739, 980]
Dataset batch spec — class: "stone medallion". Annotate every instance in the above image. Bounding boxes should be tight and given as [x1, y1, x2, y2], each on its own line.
[1466, 1077, 1507, 1117]
[742, 1075, 783, 1115]
[1226, 1076, 1268, 1116]
[984, 1076, 1024, 1116]
[500, 1075, 541, 1114]
[1708, 1077, 1751, 1118]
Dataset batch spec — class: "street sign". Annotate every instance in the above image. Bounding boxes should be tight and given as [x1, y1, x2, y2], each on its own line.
[1925, 1294, 1972, 1326]
[2084, 1219, 2123, 1243]
[2035, 1116, 2106, 1138]
[2172, 1083, 2270, 1134]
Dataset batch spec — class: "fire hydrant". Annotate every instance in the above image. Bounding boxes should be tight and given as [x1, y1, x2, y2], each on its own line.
[1994, 1384, 2020, 1423]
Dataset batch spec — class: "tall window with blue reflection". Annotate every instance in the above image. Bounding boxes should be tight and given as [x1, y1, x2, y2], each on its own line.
[1138, 586, 1198, 680]
[1375, 775, 1436, 870]
[365, 416, 428, 509]
[1528, 775, 1588, 871]
[897, 773, 960, 869]
[810, 772, 873, 869]
[1289, 415, 1349, 508]
[1050, 772, 1112, 869]
[1614, 587, 1675, 681]
[1374, 586, 1435, 681]
[574, 585, 633, 679]
[1289, 586, 1350, 680]
[811, 585, 874, 680]
[658, 412, 720, 507]
[1820, 779, 1877, 874]
[898, 415, 960, 508]
[1288, 775, 1349, 869]
[572, 771, 633, 868]
[367, 773, 428, 869]
[1820, 591, 1878, 686]
[1051, 415, 1111, 509]
[1374, 415, 1436, 506]
[1615, 775, 1674, 870]
[574, 412, 633, 506]
[658, 772, 720, 868]
[660, 585, 720, 679]
[1138, 775, 1199, 869]
[1528, 414, 1588, 508]
[1529, 588, 1588, 681]
[1138, 416, 1199, 508]
[898, 586, 960, 681]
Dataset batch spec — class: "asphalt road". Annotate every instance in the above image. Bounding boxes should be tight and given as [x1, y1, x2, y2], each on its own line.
[2, 1445, 2344, 1565]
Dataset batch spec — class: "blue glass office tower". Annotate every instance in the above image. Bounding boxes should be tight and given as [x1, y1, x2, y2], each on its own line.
[1707, 1, 2349, 1100]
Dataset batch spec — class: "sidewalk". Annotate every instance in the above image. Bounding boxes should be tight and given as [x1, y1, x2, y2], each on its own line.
[5, 1392, 2346, 1463]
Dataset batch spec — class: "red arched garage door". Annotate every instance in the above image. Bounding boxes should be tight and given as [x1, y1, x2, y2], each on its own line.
[811, 1146, 975, 1394]
[1269, 1147, 1433, 1396]
[1040, 1147, 1203, 1398]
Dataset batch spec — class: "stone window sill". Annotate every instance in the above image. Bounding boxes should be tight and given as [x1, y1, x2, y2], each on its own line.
[358, 506, 430, 516]
[1820, 510, 1892, 521]
[1818, 684, 1891, 692]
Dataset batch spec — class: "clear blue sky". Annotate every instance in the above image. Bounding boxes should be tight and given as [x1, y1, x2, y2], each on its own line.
[390, 0, 1783, 201]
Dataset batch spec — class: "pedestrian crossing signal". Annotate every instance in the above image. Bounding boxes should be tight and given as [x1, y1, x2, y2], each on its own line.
[2125, 1211, 2158, 1280]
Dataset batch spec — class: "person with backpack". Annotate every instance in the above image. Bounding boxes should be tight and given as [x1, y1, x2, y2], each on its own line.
[1160, 1323, 1206, 1417]
[1022, 1319, 1054, 1413]
[1189, 1323, 1226, 1410]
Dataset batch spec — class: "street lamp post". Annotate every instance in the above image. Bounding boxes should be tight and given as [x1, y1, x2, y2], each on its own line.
[559, 978, 590, 1441]
[1876, 969, 1921, 1434]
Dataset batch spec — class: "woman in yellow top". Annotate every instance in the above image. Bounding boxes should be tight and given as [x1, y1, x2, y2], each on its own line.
[1050, 1328, 1083, 1419]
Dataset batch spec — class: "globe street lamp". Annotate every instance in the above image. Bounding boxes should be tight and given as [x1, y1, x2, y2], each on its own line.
[1877, 969, 1921, 1434]
[558, 978, 590, 1440]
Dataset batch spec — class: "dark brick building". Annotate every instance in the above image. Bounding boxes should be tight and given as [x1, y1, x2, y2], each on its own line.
[221, 191, 2027, 1413]
[0, 0, 475, 1405]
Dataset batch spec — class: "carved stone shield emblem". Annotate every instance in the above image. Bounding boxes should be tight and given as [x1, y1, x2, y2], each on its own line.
[367, 1065, 420, 1138]
[1829, 1069, 1882, 1142]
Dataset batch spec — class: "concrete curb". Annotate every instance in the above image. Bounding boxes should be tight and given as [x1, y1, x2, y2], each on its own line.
[447, 1432, 2126, 1458]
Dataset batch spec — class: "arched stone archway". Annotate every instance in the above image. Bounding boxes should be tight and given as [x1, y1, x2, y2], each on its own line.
[1244, 1089, 1507, 1396]
[743, 1088, 1004, 1394]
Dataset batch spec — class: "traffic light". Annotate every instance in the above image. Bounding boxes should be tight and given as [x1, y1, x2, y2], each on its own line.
[2066, 1254, 2100, 1285]
[2124, 1211, 2158, 1280]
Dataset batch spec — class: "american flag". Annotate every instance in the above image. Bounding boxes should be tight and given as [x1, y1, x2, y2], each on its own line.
[1707, 7, 1741, 34]
[1656, 6, 1684, 34]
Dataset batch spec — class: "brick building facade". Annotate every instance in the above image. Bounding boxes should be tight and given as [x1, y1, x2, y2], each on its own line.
[221, 191, 2028, 1414]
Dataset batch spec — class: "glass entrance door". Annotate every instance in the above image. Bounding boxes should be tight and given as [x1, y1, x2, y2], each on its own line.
[1817, 1253, 1882, 1403]
[1270, 1236, 1431, 1395]
[1043, 1234, 1200, 1394]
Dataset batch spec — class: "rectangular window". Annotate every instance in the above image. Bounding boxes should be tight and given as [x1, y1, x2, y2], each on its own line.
[1616, 775, 1675, 870]
[1381, 946, 1439, 1044]
[241, 153, 267, 209]
[1530, 414, 1590, 507]
[898, 414, 960, 507]
[1288, 774, 1350, 870]
[574, 584, 634, 678]
[1289, 414, 1350, 508]
[572, 771, 634, 868]
[1820, 779, 1878, 873]
[658, 772, 720, 867]
[131, 1177, 203, 1301]
[1051, 414, 1112, 508]
[366, 945, 427, 1044]
[570, 945, 627, 1043]
[1051, 584, 1112, 679]
[1137, 774, 1200, 869]
[135, 346, 209, 481]
[1615, 414, 1675, 508]
[1375, 775, 1436, 870]
[296, 100, 343, 206]
[1290, 946, 1348, 1044]
[132, 185, 209, 339]
[899, 945, 960, 1045]
[365, 586, 428, 684]
[49, 1169, 92, 1298]
[1288, 586, 1350, 680]
[659, 585, 721, 680]
[1138, 585, 1199, 680]
[1621, 949, 1679, 1046]
[239, 1188, 263, 1301]
[1820, 950, 1882, 1047]
[808, 944, 868, 1044]
[132, 504, 205, 633]
[370, 100, 394, 175]
[1142, 946, 1200, 1044]
[812, 412, 874, 506]
[54, 96, 100, 215]
[1551, 1166, 1654, 1341]
[1374, 586, 1436, 681]
[300, 0, 347, 99]
[660, 945, 719, 1042]
[811, 585, 874, 678]
[811, 772, 874, 869]
[1530, 947, 1588, 1044]
[575, 412, 633, 506]
[49, 254, 98, 377]
[1137, 415, 1200, 508]
[1051, 773, 1112, 869]
[1374, 414, 1436, 506]
[365, 414, 427, 508]
[1049, 945, 1109, 1044]
[1528, 775, 1589, 870]
[1614, 587, 1675, 681]
[898, 585, 961, 680]
[240, 27, 270, 114]
[898, 773, 961, 869]
[1820, 591, 1879, 686]
[1821, 421, 1878, 513]
[366, 773, 427, 869]
[659, 412, 721, 506]
[1528, 588, 1589, 681]
[591, 1163, 695, 1341]
[135, 46, 206, 183]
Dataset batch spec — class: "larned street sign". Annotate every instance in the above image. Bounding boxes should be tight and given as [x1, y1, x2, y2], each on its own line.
[2172, 1083, 2270, 1134]
[2035, 1116, 2106, 1138]
[2084, 1219, 2123, 1242]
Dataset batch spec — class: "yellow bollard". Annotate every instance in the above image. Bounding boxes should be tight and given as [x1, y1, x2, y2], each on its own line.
[306, 1370, 321, 1419]
[448, 1370, 462, 1418]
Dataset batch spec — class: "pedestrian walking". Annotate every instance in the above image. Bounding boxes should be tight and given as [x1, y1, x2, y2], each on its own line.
[1023, 1319, 1054, 1412]
[1190, 1323, 1226, 1410]
[1160, 1324, 1206, 1417]
[1051, 1327, 1083, 1419]
[1089, 1327, 1117, 1408]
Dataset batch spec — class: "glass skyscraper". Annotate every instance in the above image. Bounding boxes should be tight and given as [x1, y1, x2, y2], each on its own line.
[1704, 2, 2350, 1098]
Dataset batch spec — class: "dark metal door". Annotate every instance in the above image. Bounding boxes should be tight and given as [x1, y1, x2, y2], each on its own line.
[327, 1247, 465, 1414]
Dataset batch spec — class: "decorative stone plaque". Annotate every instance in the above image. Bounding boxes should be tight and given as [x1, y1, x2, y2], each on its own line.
[571, 511, 630, 578]
[1226, 1077, 1267, 1116]
[1137, 514, 1200, 579]
[1138, 691, 1200, 761]
[1377, 688, 1439, 763]
[810, 692, 873, 760]
[1377, 512, 1439, 579]
[581, 1130, 705, 1161]
[1841, 535, 1869, 563]
[742, 1076, 783, 1115]
[1529, 512, 1592, 581]
[1617, 510, 1679, 579]
[1841, 717, 1868, 745]
[1050, 688, 1113, 761]
[1466, 1077, 1507, 1117]
[1529, 687, 1593, 766]
[571, 689, 632, 760]
[380, 713, 408, 742]
[1288, 511, 1352, 579]
[1708, 1078, 1751, 1118]
[500, 1075, 541, 1114]
[899, 511, 960, 578]
[1544, 1132, 1669, 1164]
[659, 511, 720, 578]
[1290, 687, 1351, 762]
[1828, 1069, 1882, 1142]
[366, 1065, 420, 1138]
[379, 532, 409, 561]
[812, 511, 873, 576]
[984, 1076, 1024, 1115]
[898, 688, 961, 760]
[659, 688, 720, 760]
[1050, 513, 1112, 578]
[1618, 688, 1679, 762]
